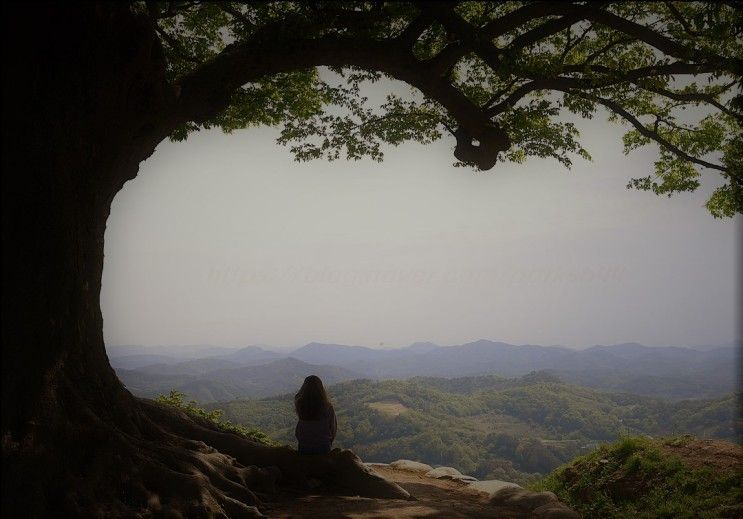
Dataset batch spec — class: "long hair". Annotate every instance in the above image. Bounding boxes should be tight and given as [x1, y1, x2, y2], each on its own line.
[294, 375, 331, 420]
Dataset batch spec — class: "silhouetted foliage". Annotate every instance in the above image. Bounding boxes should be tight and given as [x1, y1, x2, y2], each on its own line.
[144, 1, 743, 215]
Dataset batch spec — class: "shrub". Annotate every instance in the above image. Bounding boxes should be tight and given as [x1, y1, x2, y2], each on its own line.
[157, 390, 278, 446]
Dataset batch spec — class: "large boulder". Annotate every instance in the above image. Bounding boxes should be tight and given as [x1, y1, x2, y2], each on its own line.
[389, 460, 434, 474]
[490, 487, 559, 512]
[364, 462, 390, 469]
[449, 475, 478, 483]
[467, 479, 521, 496]
[425, 466, 462, 479]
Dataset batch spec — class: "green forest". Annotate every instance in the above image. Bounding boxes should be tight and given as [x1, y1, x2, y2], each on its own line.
[204, 372, 740, 484]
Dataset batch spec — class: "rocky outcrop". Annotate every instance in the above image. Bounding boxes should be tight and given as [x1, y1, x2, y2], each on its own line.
[486, 487, 579, 517]
[385, 459, 581, 518]
[467, 479, 521, 495]
[390, 459, 434, 473]
[450, 474, 479, 482]
[425, 466, 462, 478]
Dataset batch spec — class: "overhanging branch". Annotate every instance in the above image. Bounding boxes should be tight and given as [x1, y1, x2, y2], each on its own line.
[562, 90, 729, 172]
[164, 2, 739, 174]
[176, 34, 510, 169]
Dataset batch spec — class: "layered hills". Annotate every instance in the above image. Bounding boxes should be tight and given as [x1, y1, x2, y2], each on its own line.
[110, 340, 738, 402]
[116, 357, 360, 401]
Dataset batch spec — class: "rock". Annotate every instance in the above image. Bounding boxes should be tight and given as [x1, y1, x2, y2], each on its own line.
[330, 450, 411, 500]
[490, 487, 558, 511]
[389, 460, 434, 473]
[467, 479, 521, 496]
[364, 462, 390, 468]
[425, 466, 462, 478]
[451, 475, 478, 482]
[532, 503, 582, 518]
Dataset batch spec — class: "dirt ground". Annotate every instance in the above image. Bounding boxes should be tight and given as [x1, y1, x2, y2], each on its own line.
[257, 439, 742, 517]
[265, 465, 524, 518]
[661, 438, 743, 472]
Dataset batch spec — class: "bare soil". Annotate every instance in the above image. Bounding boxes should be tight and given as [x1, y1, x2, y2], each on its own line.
[661, 438, 743, 472]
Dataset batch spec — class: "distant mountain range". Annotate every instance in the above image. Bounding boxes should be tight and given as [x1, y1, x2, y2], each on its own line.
[116, 357, 361, 402]
[108, 340, 739, 402]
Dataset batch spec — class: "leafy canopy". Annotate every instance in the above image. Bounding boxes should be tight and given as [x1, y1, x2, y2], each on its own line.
[143, 1, 742, 216]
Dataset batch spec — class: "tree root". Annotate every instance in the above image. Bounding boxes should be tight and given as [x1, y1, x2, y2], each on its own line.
[2, 395, 409, 518]
[138, 398, 411, 500]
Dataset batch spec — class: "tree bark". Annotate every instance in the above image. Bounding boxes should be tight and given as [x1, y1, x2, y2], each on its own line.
[1, 3, 171, 514]
[2, 1, 168, 438]
[1, 5, 408, 516]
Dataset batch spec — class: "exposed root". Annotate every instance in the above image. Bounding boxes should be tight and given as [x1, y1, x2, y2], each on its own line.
[138, 398, 411, 500]
[2, 394, 408, 518]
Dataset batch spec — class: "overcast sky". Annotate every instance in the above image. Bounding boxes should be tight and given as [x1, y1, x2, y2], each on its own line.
[101, 86, 739, 350]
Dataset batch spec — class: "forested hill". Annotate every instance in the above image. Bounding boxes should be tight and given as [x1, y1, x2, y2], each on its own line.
[207, 374, 740, 484]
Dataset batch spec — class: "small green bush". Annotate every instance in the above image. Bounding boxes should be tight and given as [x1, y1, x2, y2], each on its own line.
[157, 390, 279, 446]
[533, 435, 743, 519]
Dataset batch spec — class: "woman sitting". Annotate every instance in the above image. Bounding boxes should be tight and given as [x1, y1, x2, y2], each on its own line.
[294, 375, 337, 455]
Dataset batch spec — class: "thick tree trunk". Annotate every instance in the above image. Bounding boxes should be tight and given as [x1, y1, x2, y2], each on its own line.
[1, 3, 171, 433]
[2, 5, 407, 516]
[1, 3, 171, 514]
[1, 3, 162, 432]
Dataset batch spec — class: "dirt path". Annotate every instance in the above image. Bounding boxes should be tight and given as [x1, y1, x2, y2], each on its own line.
[265, 466, 524, 518]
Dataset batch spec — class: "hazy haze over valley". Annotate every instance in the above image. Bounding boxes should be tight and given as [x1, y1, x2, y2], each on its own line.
[109, 339, 738, 403]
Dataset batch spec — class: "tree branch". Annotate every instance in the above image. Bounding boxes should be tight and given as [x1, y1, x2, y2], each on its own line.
[664, 2, 701, 37]
[395, 10, 433, 47]
[581, 36, 634, 66]
[637, 83, 741, 122]
[486, 65, 739, 119]
[153, 23, 201, 64]
[218, 4, 256, 32]
[561, 62, 730, 82]
[539, 4, 699, 61]
[562, 90, 728, 172]
[485, 78, 581, 116]
[164, 2, 739, 174]
[472, 2, 734, 69]
[507, 13, 585, 51]
[481, 2, 567, 40]
[559, 22, 595, 63]
[417, 2, 507, 79]
[176, 33, 510, 169]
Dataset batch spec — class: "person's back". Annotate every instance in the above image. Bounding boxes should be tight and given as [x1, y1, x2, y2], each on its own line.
[294, 375, 337, 455]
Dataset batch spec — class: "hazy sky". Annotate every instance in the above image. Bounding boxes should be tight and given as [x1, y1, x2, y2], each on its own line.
[101, 84, 739, 350]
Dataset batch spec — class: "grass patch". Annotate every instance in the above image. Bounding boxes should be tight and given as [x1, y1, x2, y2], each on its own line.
[533, 435, 742, 518]
[157, 390, 279, 446]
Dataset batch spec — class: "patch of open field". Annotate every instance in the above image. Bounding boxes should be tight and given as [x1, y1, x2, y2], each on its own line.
[368, 400, 409, 417]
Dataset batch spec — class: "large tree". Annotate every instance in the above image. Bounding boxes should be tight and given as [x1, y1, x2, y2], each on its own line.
[2, 2, 741, 516]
